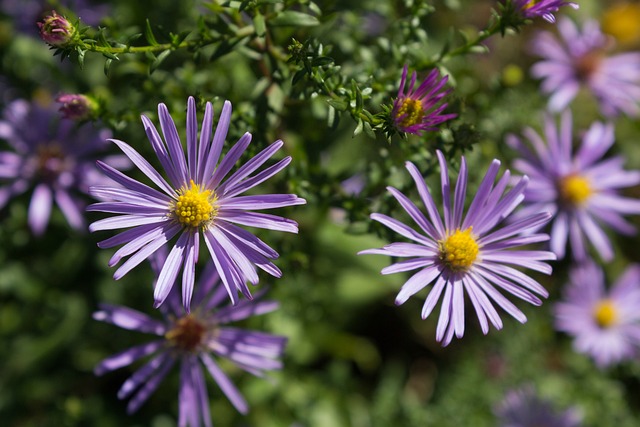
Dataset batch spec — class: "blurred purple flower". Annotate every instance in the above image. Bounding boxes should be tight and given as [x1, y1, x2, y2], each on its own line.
[1, 0, 108, 35]
[530, 17, 640, 117]
[507, 110, 640, 261]
[0, 99, 119, 235]
[495, 384, 582, 427]
[391, 65, 457, 135]
[359, 150, 555, 346]
[94, 256, 286, 424]
[88, 97, 305, 311]
[511, 0, 578, 23]
[554, 262, 640, 368]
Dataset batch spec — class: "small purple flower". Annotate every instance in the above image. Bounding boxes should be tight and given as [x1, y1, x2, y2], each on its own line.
[94, 257, 286, 423]
[0, 99, 118, 235]
[37, 10, 76, 47]
[554, 262, 640, 368]
[507, 110, 640, 261]
[359, 150, 555, 346]
[510, 0, 578, 24]
[56, 93, 98, 120]
[88, 97, 306, 311]
[391, 65, 457, 135]
[530, 17, 640, 117]
[495, 384, 582, 427]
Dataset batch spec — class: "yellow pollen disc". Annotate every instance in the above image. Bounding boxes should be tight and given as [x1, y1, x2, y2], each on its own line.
[165, 314, 206, 352]
[593, 299, 618, 328]
[439, 227, 479, 272]
[559, 174, 593, 206]
[396, 98, 425, 129]
[524, 0, 539, 9]
[173, 179, 218, 228]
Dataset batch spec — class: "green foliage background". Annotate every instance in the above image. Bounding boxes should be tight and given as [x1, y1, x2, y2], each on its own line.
[1, 0, 640, 426]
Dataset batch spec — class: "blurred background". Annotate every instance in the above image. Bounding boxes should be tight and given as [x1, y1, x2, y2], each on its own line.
[1, 0, 640, 426]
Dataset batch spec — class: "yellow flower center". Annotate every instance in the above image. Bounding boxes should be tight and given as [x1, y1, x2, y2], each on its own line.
[559, 174, 593, 206]
[396, 98, 425, 129]
[593, 299, 618, 328]
[173, 180, 218, 228]
[439, 227, 479, 272]
[524, 0, 539, 9]
[165, 314, 206, 352]
[602, 2, 640, 45]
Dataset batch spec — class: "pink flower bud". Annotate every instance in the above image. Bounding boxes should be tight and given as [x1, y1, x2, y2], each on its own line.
[56, 94, 98, 121]
[37, 11, 76, 47]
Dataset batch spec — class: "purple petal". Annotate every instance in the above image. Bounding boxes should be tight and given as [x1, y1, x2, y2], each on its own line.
[29, 183, 52, 235]
[200, 353, 249, 414]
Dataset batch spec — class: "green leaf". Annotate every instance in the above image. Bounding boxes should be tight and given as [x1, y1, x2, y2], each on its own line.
[353, 119, 363, 137]
[326, 98, 348, 111]
[363, 121, 376, 139]
[253, 13, 266, 37]
[101, 51, 119, 60]
[75, 47, 85, 69]
[125, 33, 142, 46]
[149, 50, 171, 74]
[144, 19, 159, 46]
[292, 69, 307, 86]
[352, 80, 363, 113]
[103, 58, 112, 77]
[312, 56, 334, 67]
[270, 11, 320, 27]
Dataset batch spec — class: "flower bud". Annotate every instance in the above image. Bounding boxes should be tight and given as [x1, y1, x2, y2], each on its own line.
[56, 94, 98, 121]
[37, 10, 76, 47]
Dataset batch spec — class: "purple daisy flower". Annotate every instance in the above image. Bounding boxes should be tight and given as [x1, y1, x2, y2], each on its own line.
[530, 17, 640, 117]
[510, 0, 578, 24]
[358, 150, 555, 346]
[507, 110, 640, 261]
[94, 254, 286, 424]
[0, 99, 119, 235]
[554, 262, 640, 368]
[88, 97, 306, 310]
[390, 65, 457, 135]
[495, 384, 582, 427]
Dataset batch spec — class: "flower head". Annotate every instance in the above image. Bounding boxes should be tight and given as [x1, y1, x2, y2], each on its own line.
[37, 10, 77, 47]
[554, 262, 640, 368]
[530, 17, 640, 117]
[56, 93, 98, 121]
[495, 384, 582, 427]
[0, 99, 116, 235]
[359, 150, 555, 346]
[94, 255, 286, 422]
[390, 65, 457, 135]
[507, 110, 640, 261]
[511, 0, 578, 24]
[88, 97, 306, 311]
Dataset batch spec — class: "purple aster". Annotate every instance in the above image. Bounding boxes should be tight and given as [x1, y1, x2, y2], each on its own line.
[94, 255, 286, 424]
[390, 65, 457, 135]
[554, 261, 640, 368]
[510, 0, 578, 24]
[507, 110, 640, 261]
[530, 17, 640, 117]
[495, 384, 582, 427]
[88, 96, 306, 311]
[358, 150, 555, 346]
[0, 99, 119, 235]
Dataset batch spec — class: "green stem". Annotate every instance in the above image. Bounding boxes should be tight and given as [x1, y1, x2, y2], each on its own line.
[420, 15, 502, 69]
